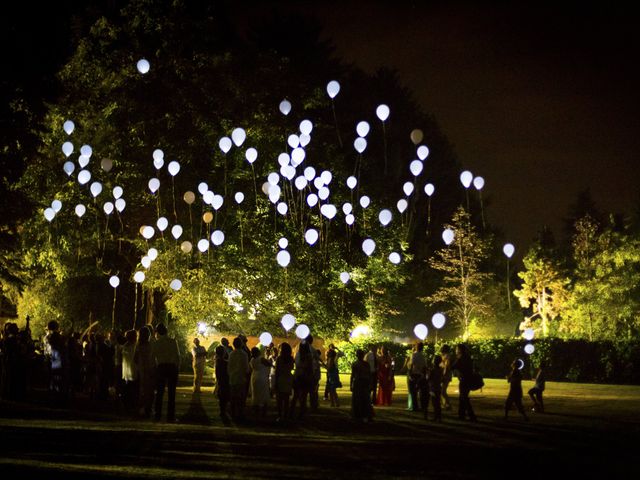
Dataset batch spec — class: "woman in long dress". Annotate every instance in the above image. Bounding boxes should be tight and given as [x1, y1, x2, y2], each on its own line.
[376, 346, 394, 406]
[275, 342, 294, 421]
[249, 347, 271, 418]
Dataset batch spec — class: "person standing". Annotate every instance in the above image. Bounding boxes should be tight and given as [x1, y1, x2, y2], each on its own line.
[151, 323, 180, 423]
[440, 344, 454, 410]
[228, 336, 250, 422]
[528, 361, 546, 413]
[249, 347, 271, 418]
[364, 345, 378, 405]
[191, 338, 207, 393]
[275, 342, 294, 422]
[407, 341, 428, 414]
[505, 359, 529, 420]
[121, 329, 138, 415]
[291, 341, 314, 419]
[452, 343, 477, 422]
[135, 326, 155, 418]
[214, 345, 230, 421]
[376, 346, 394, 406]
[351, 349, 373, 422]
[428, 355, 443, 422]
[325, 347, 342, 407]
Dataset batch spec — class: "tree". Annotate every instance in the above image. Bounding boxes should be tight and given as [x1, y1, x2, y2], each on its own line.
[423, 207, 493, 339]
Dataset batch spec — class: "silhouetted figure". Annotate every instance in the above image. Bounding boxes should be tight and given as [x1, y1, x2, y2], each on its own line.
[95, 332, 113, 401]
[214, 346, 230, 421]
[135, 326, 155, 418]
[274, 342, 294, 422]
[325, 346, 342, 407]
[228, 336, 250, 422]
[428, 355, 443, 421]
[528, 362, 546, 413]
[407, 341, 428, 415]
[44, 321, 69, 405]
[505, 359, 529, 420]
[365, 345, 378, 405]
[304, 335, 321, 411]
[121, 329, 138, 414]
[291, 341, 314, 419]
[152, 323, 180, 422]
[440, 345, 454, 410]
[191, 338, 206, 393]
[452, 343, 477, 422]
[351, 349, 372, 422]
[250, 347, 271, 419]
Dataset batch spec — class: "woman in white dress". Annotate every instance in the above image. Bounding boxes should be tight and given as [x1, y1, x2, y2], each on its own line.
[249, 347, 272, 418]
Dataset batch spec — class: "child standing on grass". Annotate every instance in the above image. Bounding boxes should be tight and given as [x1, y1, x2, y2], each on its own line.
[528, 361, 546, 413]
[505, 359, 529, 421]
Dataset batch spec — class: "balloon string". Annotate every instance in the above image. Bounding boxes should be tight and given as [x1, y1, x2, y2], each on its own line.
[133, 283, 138, 330]
[111, 288, 117, 331]
[251, 164, 258, 207]
[172, 177, 178, 224]
[427, 198, 432, 236]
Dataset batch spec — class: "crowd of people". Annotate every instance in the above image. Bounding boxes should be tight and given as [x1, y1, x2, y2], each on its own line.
[1, 319, 546, 424]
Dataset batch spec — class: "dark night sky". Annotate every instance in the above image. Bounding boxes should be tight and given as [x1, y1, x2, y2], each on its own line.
[287, 1, 640, 250]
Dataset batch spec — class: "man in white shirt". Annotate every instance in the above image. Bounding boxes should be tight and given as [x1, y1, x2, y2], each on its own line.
[407, 341, 427, 414]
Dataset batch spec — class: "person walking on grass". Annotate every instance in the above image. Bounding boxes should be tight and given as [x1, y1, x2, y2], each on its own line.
[249, 347, 271, 419]
[351, 349, 373, 422]
[505, 359, 529, 421]
[528, 361, 546, 413]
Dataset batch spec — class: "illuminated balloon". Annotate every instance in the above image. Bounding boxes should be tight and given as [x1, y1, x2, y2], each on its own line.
[318, 187, 330, 201]
[287, 134, 300, 149]
[141, 255, 151, 269]
[136, 58, 150, 74]
[133, 271, 145, 283]
[413, 323, 428, 340]
[354, 137, 367, 153]
[307, 193, 319, 208]
[321, 204, 337, 220]
[403, 182, 415, 196]
[431, 313, 446, 329]
[279, 99, 292, 116]
[268, 172, 280, 185]
[326, 80, 340, 99]
[80, 145, 92, 157]
[235, 192, 245, 204]
[417, 145, 430, 160]
[171, 225, 183, 239]
[202, 212, 213, 224]
[524, 344, 535, 355]
[198, 182, 208, 195]
[115, 198, 126, 212]
[340, 272, 350, 284]
[44, 208, 55, 222]
[281, 165, 296, 180]
[291, 147, 305, 166]
[90, 182, 102, 198]
[409, 160, 423, 176]
[147, 248, 158, 260]
[261, 182, 270, 195]
[103, 202, 114, 215]
[292, 176, 306, 191]
[183, 191, 195, 204]
[170, 279, 182, 291]
[389, 252, 401, 264]
[231, 128, 246, 147]
[219, 137, 232, 154]
[397, 199, 408, 213]
[75, 204, 86, 218]
[203, 190, 215, 205]
[346, 176, 357, 190]
[320, 170, 333, 185]
[313, 177, 324, 190]
[63, 161, 75, 176]
[51, 200, 62, 212]
[142, 226, 155, 239]
[379, 209, 392, 226]
[62, 141, 73, 157]
[277, 202, 288, 215]
[305, 228, 319, 246]
[78, 155, 90, 168]
[424, 183, 435, 197]
[523, 328, 535, 341]
[259, 332, 273, 346]
[356, 121, 370, 137]
[246, 148, 258, 164]
[148, 178, 160, 193]
[153, 149, 164, 162]
[346, 214, 355, 225]
[156, 217, 168, 231]
[295, 324, 310, 339]
[304, 166, 316, 181]
[276, 250, 291, 267]
[281, 314, 296, 331]
[473, 176, 485, 190]
[278, 153, 290, 167]
[342, 202, 353, 215]
[63, 120, 75, 135]
[197, 239, 209, 252]
[113, 186, 123, 199]
[299, 119, 313, 135]
[460, 171, 473, 188]
[503, 243, 515, 259]
[180, 241, 192, 253]
[410, 129, 423, 145]
[211, 230, 225, 246]
[376, 104, 390, 122]
[153, 157, 164, 170]
[109, 276, 120, 288]
[442, 228, 455, 245]
[268, 185, 281, 204]
[362, 238, 376, 256]
[78, 170, 91, 185]
[101, 158, 113, 172]
[168, 161, 180, 176]
[212, 195, 224, 211]
[278, 237, 288, 249]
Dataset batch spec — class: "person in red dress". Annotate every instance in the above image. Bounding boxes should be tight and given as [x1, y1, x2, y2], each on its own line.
[376, 346, 394, 406]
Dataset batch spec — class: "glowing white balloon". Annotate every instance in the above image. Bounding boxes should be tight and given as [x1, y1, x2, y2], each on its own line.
[410, 129, 424, 145]
[147, 248, 158, 260]
[281, 314, 296, 331]
[133, 271, 145, 283]
[431, 313, 446, 329]
[291, 147, 305, 166]
[170, 279, 182, 291]
[101, 158, 113, 172]
[306, 193, 318, 208]
[362, 238, 376, 256]
[171, 225, 183, 239]
[90, 182, 102, 198]
[168, 161, 180, 176]
[299, 120, 313, 136]
[77, 169, 90, 184]
[299, 134, 311, 147]
[473, 176, 485, 190]
[342, 202, 353, 215]
[153, 149, 164, 161]
[397, 199, 408, 213]
[279, 99, 292, 116]
[181, 241, 192, 253]
[231, 128, 246, 147]
[78, 155, 90, 168]
[460, 171, 473, 188]
[63, 120, 75, 135]
[62, 161, 74, 176]
[234, 192, 245, 204]
[354, 137, 367, 153]
[287, 134, 300, 149]
[212, 195, 224, 211]
[136, 58, 150, 74]
[321, 204, 337, 220]
[259, 332, 273, 346]
[242, 147, 257, 165]
[318, 187, 330, 201]
[320, 170, 333, 185]
[305, 228, 319, 245]
[379, 209, 392, 226]
[103, 202, 114, 215]
[277, 153, 290, 167]
[278, 237, 289, 249]
[197, 239, 209, 252]
[356, 121, 370, 137]
[80, 145, 92, 158]
[268, 185, 281, 204]
[219, 137, 232, 154]
[389, 252, 401, 264]
[75, 204, 86, 218]
[51, 200, 62, 212]
[376, 104, 390, 122]
[276, 250, 291, 267]
[62, 141, 73, 157]
[346, 176, 357, 190]
[303, 166, 316, 181]
[113, 186, 123, 199]
[295, 324, 310, 339]
[340, 272, 350, 284]
[313, 177, 324, 190]
[203, 190, 215, 205]
[141, 256, 151, 269]
[417, 145, 430, 160]
[503, 243, 515, 259]
[211, 230, 225, 246]
[523, 328, 535, 341]
[403, 182, 415, 196]
[326, 80, 340, 99]
[142, 226, 155, 239]
[359, 196, 370, 209]
[277, 202, 288, 215]
[115, 198, 126, 212]
[198, 182, 208, 195]
[153, 157, 164, 170]
[109, 276, 120, 288]
[44, 208, 55, 222]
[524, 343, 535, 355]
[424, 183, 435, 197]
[267, 172, 280, 185]
[409, 160, 423, 176]
[413, 323, 428, 340]
[156, 217, 168, 231]
[442, 228, 455, 245]
[148, 178, 160, 193]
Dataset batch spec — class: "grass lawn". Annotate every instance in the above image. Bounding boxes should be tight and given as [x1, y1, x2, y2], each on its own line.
[1, 374, 639, 479]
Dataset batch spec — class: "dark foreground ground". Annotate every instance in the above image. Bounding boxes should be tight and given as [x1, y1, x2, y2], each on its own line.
[1, 375, 640, 479]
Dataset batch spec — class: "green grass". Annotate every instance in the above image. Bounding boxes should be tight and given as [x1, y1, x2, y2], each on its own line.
[1, 375, 639, 479]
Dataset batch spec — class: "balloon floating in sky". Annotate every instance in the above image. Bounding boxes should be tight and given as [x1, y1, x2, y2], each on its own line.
[523, 328, 535, 341]
[397, 199, 408, 213]
[63, 120, 75, 135]
[276, 250, 291, 267]
[281, 313, 296, 331]
[245, 148, 258, 164]
[424, 183, 435, 197]
[524, 343, 535, 355]
[109, 276, 120, 288]
[103, 202, 114, 215]
[211, 230, 225, 246]
[379, 209, 392, 227]
[410, 160, 423, 177]
[181, 241, 192, 253]
[295, 324, 310, 339]
[234, 192, 245, 204]
[413, 323, 428, 340]
[90, 182, 102, 198]
[219, 137, 232, 154]
[359, 196, 370, 209]
[171, 225, 183, 240]
[403, 182, 415, 196]
[183, 191, 195, 204]
[75, 204, 86, 218]
[473, 176, 485, 190]
[376, 104, 390, 122]
[410, 129, 423, 145]
[362, 238, 376, 256]
[113, 186, 123, 199]
[51, 200, 62, 213]
[115, 198, 126, 212]
[170, 279, 182, 291]
[299, 119, 313, 136]
[62, 142, 73, 157]
[136, 58, 150, 74]
[356, 121, 370, 137]
[305, 228, 319, 246]
[354, 137, 367, 153]
[156, 217, 168, 232]
[279, 99, 292, 116]
[148, 178, 160, 193]
[417, 145, 430, 160]
[80, 145, 92, 158]
[231, 128, 246, 147]
[101, 158, 113, 172]
[63, 161, 75, 176]
[326, 80, 340, 99]
[340, 272, 350, 284]
[147, 248, 159, 261]
[503, 243, 515, 259]
[168, 161, 180, 176]
[197, 239, 209, 253]
[460, 170, 473, 188]
[431, 313, 446, 329]
[141, 226, 155, 239]
[442, 228, 455, 245]
[259, 332, 273, 346]
[388, 252, 401, 264]
[44, 208, 55, 222]
[346, 176, 357, 190]
[278, 237, 288, 249]
[133, 271, 145, 283]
